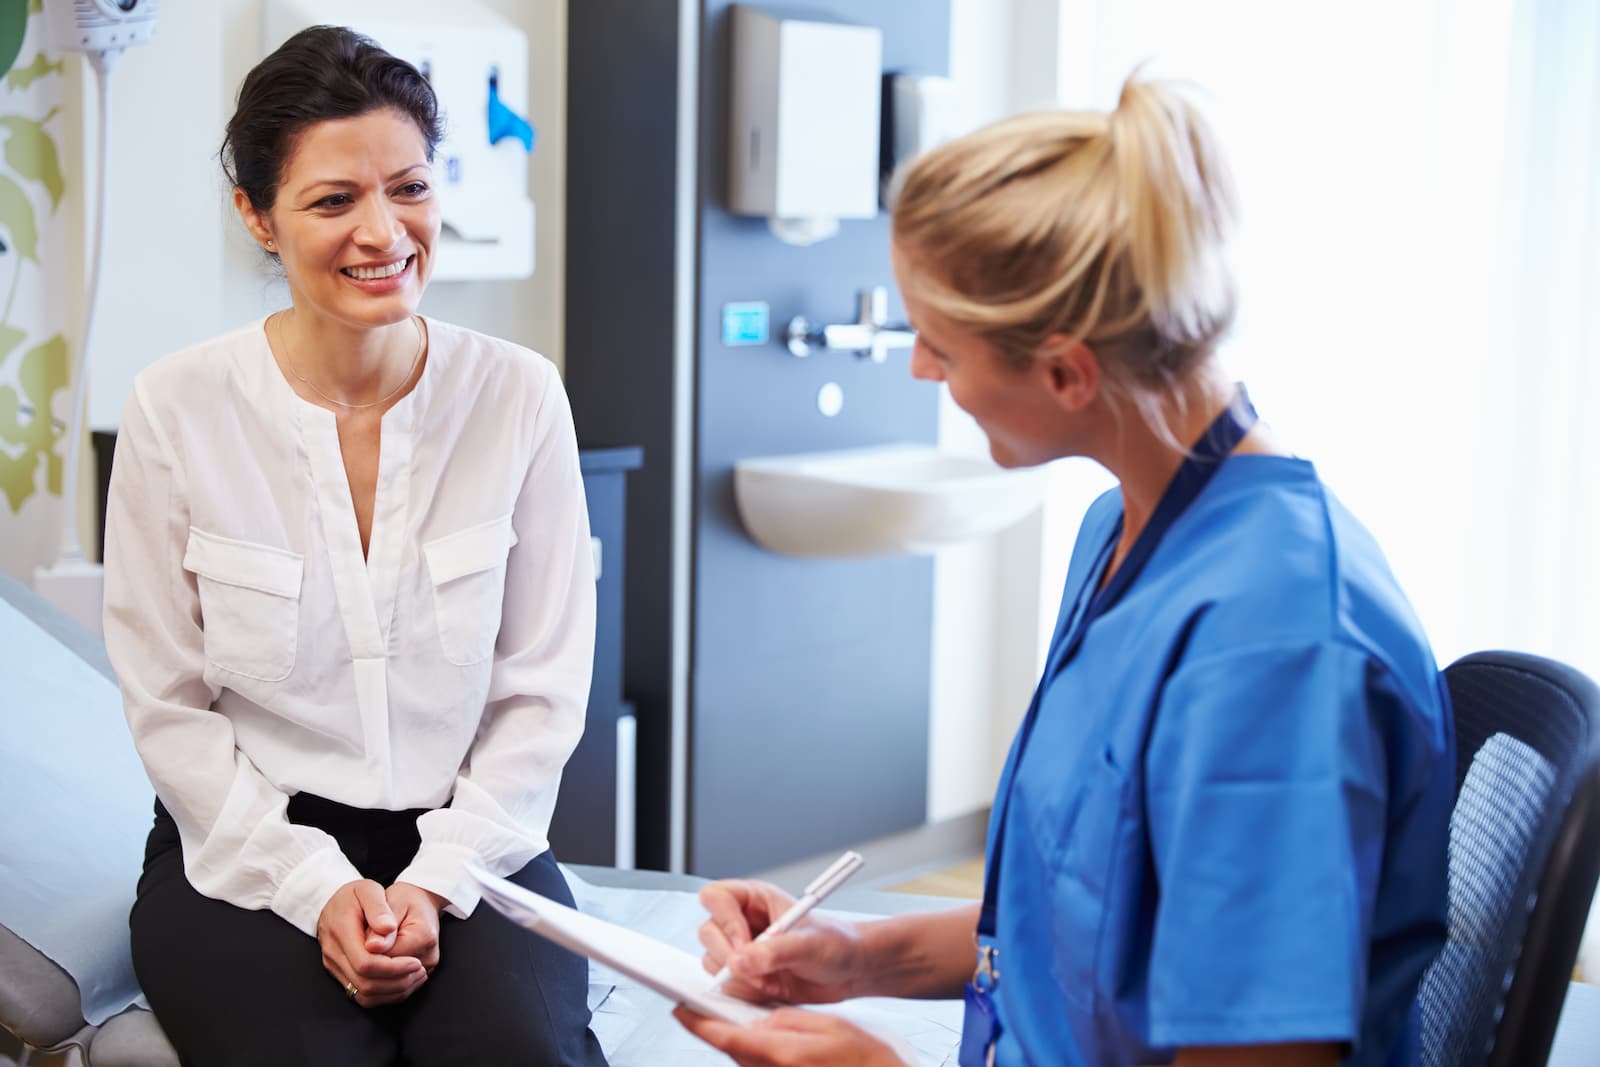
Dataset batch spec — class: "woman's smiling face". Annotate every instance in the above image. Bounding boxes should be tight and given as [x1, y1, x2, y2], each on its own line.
[240, 107, 440, 331]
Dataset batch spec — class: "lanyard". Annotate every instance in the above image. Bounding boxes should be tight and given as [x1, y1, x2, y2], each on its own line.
[973, 387, 1260, 978]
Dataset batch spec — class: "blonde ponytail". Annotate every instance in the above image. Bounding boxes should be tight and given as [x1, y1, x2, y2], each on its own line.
[890, 72, 1240, 438]
[1108, 77, 1238, 358]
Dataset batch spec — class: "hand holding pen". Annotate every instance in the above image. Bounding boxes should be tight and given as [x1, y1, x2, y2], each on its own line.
[702, 850, 866, 995]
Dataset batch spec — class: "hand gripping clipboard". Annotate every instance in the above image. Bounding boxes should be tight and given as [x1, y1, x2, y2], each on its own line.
[467, 865, 773, 1026]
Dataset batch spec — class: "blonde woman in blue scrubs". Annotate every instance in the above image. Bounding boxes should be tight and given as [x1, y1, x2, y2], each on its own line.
[676, 75, 1455, 1067]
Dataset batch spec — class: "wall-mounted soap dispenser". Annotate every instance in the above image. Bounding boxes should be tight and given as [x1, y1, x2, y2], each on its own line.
[727, 4, 882, 246]
[262, 0, 537, 280]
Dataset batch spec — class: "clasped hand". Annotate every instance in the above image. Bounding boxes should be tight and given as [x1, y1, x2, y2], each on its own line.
[317, 880, 446, 1008]
[674, 879, 911, 1067]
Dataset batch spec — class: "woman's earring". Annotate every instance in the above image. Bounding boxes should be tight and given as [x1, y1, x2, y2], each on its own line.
[265, 239, 276, 250]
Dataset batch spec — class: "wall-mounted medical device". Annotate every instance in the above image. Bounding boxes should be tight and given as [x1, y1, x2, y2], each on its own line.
[727, 4, 882, 246]
[262, 0, 536, 281]
[45, 0, 159, 53]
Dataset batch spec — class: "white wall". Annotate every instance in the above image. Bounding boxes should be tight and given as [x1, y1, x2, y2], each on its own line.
[79, 0, 566, 435]
[1045, 0, 1600, 684]
[75, 3, 225, 432]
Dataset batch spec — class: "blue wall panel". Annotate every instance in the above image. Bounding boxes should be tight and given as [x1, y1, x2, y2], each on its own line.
[691, 1, 952, 875]
[567, 0, 953, 875]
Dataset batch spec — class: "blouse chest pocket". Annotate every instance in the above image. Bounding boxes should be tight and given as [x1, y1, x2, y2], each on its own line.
[423, 515, 518, 667]
[183, 528, 303, 682]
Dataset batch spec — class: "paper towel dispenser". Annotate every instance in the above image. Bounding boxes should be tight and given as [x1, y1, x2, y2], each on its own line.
[262, 0, 537, 281]
[727, 4, 882, 244]
[881, 74, 969, 203]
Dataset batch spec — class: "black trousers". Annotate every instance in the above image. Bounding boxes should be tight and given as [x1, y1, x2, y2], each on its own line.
[130, 795, 610, 1067]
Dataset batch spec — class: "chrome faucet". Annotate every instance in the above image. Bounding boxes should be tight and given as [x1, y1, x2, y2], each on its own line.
[785, 287, 916, 363]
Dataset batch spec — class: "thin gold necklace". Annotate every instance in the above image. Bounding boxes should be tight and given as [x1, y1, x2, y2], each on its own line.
[274, 312, 425, 411]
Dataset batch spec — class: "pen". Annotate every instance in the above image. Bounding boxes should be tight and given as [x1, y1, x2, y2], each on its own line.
[708, 850, 865, 991]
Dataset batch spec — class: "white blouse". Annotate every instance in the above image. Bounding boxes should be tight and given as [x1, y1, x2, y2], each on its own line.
[102, 317, 595, 937]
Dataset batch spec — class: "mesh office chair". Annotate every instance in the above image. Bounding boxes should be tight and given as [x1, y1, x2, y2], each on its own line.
[1420, 651, 1600, 1067]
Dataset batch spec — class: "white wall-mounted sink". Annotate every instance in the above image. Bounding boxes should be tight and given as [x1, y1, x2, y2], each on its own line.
[734, 443, 1045, 558]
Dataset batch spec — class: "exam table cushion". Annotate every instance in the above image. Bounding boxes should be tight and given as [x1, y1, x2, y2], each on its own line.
[0, 575, 154, 1041]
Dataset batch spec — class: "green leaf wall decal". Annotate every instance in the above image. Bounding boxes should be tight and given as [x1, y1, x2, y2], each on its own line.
[0, 0, 25, 84]
[0, 4, 66, 512]
[0, 377, 39, 511]
[0, 332, 68, 509]
[0, 171, 37, 261]
[0, 322, 23, 362]
[0, 111, 63, 208]
[0, 433, 41, 511]
[19, 333, 67, 493]
[4, 52, 58, 92]
[0, 380, 20, 445]
[19, 332, 66, 400]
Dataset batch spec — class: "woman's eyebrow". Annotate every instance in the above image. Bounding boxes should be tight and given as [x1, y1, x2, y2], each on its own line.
[297, 164, 429, 193]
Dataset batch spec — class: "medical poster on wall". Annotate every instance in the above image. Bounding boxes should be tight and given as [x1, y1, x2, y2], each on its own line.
[0, 0, 70, 582]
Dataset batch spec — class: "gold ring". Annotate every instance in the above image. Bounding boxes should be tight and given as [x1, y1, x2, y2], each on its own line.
[345, 980, 359, 1000]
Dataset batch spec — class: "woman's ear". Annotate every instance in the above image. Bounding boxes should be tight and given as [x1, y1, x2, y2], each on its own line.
[233, 187, 276, 253]
[1036, 335, 1100, 413]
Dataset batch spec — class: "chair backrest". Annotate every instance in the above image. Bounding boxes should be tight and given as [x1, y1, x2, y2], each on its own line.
[1419, 651, 1600, 1067]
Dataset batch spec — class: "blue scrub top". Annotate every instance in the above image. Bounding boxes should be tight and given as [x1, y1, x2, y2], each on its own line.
[986, 455, 1454, 1066]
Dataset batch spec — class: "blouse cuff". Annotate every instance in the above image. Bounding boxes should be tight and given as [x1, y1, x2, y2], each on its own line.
[395, 842, 486, 920]
[270, 846, 365, 937]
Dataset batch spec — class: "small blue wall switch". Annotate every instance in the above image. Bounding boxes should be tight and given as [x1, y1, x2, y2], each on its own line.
[722, 302, 770, 347]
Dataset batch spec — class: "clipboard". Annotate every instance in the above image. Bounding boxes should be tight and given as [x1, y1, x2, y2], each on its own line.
[467, 864, 773, 1027]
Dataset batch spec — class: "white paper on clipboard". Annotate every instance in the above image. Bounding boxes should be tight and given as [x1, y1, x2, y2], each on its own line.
[468, 865, 773, 1027]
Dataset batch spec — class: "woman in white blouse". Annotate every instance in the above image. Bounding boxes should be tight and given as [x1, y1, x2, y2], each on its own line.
[101, 27, 609, 1066]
